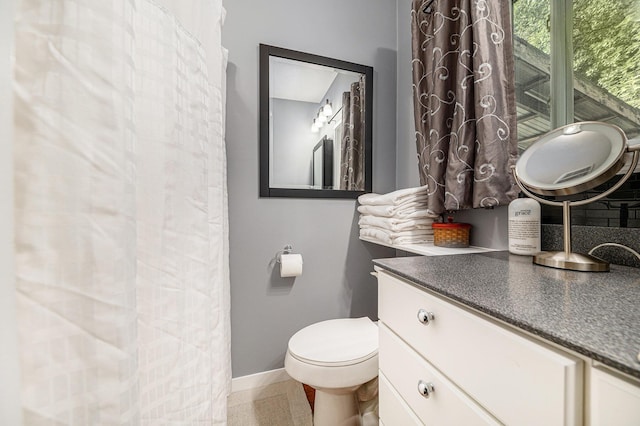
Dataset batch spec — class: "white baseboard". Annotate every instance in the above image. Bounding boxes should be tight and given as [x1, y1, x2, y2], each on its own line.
[231, 368, 293, 393]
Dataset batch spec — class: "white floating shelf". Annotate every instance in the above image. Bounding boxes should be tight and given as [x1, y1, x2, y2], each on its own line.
[359, 236, 495, 257]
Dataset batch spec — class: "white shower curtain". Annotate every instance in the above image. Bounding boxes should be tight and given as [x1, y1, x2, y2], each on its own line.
[13, 0, 230, 424]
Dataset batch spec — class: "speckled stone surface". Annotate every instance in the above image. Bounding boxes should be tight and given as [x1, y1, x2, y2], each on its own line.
[542, 224, 640, 268]
[373, 251, 640, 379]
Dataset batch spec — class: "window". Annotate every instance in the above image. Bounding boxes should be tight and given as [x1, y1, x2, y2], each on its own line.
[513, 0, 640, 227]
[513, 0, 640, 152]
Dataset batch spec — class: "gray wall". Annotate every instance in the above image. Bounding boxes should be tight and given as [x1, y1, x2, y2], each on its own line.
[223, 0, 397, 377]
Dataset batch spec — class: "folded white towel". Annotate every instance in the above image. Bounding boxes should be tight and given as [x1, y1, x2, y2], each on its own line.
[359, 227, 393, 244]
[357, 201, 424, 216]
[359, 215, 434, 232]
[359, 227, 434, 245]
[357, 204, 437, 219]
[359, 225, 433, 238]
[358, 194, 428, 209]
[357, 185, 428, 206]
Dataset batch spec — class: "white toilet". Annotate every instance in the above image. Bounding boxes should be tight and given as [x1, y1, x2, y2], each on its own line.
[284, 317, 378, 426]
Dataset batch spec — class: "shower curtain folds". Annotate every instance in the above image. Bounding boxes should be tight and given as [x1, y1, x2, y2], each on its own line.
[13, 0, 230, 424]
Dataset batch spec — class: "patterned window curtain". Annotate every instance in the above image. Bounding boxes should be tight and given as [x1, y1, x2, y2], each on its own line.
[340, 76, 366, 190]
[411, 0, 519, 215]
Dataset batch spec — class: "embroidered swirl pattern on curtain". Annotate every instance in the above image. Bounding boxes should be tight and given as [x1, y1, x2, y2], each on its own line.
[411, 0, 519, 215]
[340, 76, 366, 190]
[13, 0, 230, 423]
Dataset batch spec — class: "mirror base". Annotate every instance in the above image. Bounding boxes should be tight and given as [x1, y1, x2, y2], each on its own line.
[533, 251, 610, 272]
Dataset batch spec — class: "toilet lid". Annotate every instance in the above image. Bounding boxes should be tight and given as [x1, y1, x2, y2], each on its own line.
[288, 317, 378, 367]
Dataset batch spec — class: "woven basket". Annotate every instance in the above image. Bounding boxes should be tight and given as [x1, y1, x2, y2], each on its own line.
[432, 221, 471, 248]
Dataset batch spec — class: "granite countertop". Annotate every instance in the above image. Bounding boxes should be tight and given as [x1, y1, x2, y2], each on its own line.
[373, 251, 640, 380]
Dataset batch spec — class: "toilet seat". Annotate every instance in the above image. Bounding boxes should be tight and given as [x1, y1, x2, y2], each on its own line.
[287, 317, 378, 367]
[285, 316, 379, 411]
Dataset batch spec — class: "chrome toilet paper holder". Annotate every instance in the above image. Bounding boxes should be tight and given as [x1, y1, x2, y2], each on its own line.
[276, 244, 293, 264]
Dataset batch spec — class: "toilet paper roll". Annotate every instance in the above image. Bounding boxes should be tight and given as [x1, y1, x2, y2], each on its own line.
[280, 253, 303, 277]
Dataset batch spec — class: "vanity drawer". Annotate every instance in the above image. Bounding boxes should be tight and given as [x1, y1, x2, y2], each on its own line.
[379, 323, 500, 425]
[378, 270, 583, 426]
[379, 372, 422, 426]
[589, 366, 640, 425]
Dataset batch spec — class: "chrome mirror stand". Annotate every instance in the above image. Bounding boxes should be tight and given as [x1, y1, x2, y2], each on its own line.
[512, 148, 639, 272]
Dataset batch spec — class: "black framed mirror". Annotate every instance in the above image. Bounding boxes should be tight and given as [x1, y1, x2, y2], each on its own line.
[259, 44, 373, 198]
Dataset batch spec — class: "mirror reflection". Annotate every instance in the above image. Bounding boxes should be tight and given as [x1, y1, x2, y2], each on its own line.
[516, 122, 627, 194]
[312, 136, 333, 189]
[260, 44, 373, 198]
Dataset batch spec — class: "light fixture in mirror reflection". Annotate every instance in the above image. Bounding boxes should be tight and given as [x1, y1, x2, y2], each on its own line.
[311, 100, 334, 133]
[259, 44, 373, 199]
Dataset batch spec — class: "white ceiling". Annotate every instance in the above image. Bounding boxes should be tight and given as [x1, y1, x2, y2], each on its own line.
[269, 56, 339, 103]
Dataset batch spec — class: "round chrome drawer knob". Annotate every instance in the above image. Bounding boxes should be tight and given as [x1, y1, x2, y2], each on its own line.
[417, 380, 435, 398]
[417, 309, 435, 325]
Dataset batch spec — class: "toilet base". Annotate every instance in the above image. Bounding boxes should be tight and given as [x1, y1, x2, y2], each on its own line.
[313, 386, 361, 426]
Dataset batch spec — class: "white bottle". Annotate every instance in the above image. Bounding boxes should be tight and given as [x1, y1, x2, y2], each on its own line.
[508, 197, 541, 255]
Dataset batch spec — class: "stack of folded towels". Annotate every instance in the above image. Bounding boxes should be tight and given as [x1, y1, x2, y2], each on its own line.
[357, 185, 439, 245]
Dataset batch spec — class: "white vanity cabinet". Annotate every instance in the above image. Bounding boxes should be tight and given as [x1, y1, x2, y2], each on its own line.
[588, 366, 640, 425]
[377, 269, 584, 426]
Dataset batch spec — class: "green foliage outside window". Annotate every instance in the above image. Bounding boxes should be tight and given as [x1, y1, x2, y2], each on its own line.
[514, 0, 640, 109]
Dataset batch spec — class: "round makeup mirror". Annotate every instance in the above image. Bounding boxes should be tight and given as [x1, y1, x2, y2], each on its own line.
[513, 121, 640, 272]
